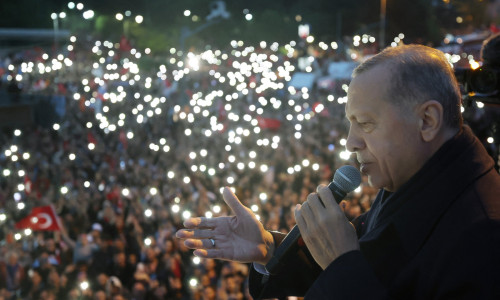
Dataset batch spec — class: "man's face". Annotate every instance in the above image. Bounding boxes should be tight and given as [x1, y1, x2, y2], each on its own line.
[345, 64, 425, 192]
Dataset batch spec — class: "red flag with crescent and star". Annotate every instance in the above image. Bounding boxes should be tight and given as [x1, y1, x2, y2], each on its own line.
[15, 205, 62, 231]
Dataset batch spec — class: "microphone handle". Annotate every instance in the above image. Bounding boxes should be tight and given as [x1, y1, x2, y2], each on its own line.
[265, 182, 347, 275]
[265, 225, 301, 275]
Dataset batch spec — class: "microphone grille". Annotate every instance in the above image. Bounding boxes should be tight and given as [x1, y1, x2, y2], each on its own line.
[333, 165, 362, 193]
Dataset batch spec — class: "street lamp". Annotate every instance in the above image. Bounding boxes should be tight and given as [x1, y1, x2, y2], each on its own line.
[379, 0, 386, 49]
[51, 12, 66, 53]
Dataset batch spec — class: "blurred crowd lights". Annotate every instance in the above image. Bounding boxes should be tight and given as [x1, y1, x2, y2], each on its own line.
[6, 22, 492, 251]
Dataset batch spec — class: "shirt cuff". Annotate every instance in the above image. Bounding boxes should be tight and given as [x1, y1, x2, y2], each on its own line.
[253, 262, 270, 275]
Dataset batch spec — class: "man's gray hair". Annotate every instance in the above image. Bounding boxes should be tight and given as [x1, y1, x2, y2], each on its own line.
[353, 44, 463, 128]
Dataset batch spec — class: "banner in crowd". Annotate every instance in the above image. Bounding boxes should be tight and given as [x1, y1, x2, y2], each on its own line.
[256, 116, 282, 130]
[15, 205, 62, 231]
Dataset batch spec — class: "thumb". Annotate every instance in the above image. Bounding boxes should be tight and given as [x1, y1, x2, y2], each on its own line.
[222, 187, 247, 217]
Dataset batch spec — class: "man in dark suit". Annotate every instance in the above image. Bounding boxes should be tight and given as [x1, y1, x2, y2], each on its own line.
[177, 44, 500, 299]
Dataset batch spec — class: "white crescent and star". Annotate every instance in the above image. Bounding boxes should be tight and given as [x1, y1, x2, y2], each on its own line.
[31, 213, 53, 229]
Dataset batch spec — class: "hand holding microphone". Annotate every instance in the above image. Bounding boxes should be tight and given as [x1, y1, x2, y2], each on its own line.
[266, 165, 361, 273]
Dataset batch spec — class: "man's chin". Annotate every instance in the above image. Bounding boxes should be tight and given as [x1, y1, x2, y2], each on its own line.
[367, 176, 384, 190]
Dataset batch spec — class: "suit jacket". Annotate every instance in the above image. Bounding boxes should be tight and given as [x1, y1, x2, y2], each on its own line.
[249, 126, 500, 299]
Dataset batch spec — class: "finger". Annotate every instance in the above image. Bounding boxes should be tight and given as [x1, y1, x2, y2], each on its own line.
[300, 194, 321, 220]
[317, 185, 340, 210]
[183, 217, 217, 229]
[306, 192, 325, 217]
[184, 238, 216, 249]
[222, 187, 247, 217]
[175, 229, 214, 239]
[294, 204, 308, 231]
[315, 184, 326, 193]
[193, 249, 224, 260]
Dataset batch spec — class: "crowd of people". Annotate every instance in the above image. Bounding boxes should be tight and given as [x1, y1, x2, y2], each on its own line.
[0, 30, 497, 300]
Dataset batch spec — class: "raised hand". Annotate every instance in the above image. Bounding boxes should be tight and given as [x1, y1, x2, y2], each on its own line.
[176, 187, 275, 265]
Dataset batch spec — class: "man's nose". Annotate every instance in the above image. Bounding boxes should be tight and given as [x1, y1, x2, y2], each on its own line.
[345, 129, 364, 153]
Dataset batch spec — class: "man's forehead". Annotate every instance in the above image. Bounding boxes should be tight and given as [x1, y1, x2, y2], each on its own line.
[346, 70, 392, 115]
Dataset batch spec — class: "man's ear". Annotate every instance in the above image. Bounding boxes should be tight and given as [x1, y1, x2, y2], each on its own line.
[418, 100, 444, 142]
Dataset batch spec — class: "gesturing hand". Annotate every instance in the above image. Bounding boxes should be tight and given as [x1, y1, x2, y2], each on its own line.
[294, 185, 360, 270]
[176, 187, 275, 265]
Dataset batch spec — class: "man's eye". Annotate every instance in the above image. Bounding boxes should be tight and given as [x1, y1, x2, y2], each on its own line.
[358, 122, 373, 131]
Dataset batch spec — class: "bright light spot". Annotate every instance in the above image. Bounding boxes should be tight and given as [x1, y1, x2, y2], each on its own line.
[172, 204, 180, 213]
[184, 10, 191, 16]
[150, 187, 158, 196]
[14, 233, 22, 240]
[245, 14, 253, 21]
[60, 186, 69, 194]
[17, 202, 25, 210]
[213, 205, 221, 213]
[88, 143, 95, 150]
[205, 211, 213, 218]
[145, 209, 153, 217]
[122, 188, 130, 197]
[339, 150, 352, 160]
[189, 278, 198, 287]
[135, 15, 143, 24]
[193, 257, 201, 264]
[69, 153, 76, 160]
[340, 138, 347, 146]
[470, 60, 480, 70]
[182, 210, 191, 220]
[116, 13, 123, 20]
[487, 137, 494, 144]
[53, 123, 60, 130]
[0, 214, 6, 222]
[259, 193, 267, 202]
[144, 237, 152, 246]
[183, 176, 191, 184]
[14, 129, 21, 136]
[251, 204, 258, 212]
[83, 10, 94, 19]
[24, 228, 32, 236]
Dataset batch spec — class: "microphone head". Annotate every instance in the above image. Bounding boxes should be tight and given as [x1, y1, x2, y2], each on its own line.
[333, 165, 362, 193]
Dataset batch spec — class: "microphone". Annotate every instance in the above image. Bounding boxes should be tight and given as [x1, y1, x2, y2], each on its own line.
[265, 165, 361, 275]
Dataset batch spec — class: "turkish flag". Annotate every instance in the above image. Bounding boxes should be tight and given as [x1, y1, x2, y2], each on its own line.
[256, 117, 282, 130]
[15, 205, 62, 231]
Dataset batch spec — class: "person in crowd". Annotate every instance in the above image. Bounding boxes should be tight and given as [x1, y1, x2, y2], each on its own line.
[177, 44, 500, 299]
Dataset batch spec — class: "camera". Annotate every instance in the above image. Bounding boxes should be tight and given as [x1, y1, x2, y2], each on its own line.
[454, 67, 500, 105]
